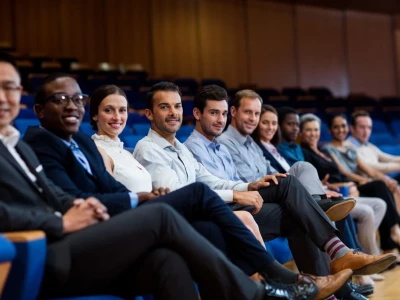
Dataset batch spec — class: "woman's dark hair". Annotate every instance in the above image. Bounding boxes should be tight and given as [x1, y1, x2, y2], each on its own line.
[89, 85, 127, 130]
[252, 104, 281, 146]
[327, 113, 347, 129]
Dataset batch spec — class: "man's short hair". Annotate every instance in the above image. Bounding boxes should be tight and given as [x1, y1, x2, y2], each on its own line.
[194, 85, 228, 113]
[0, 51, 19, 76]
[351, 110, 370, 127]
[276, 107, 297, 126]
[232, 89, 263, 109]
[34, 73, 74, 105]
[299, 113, 321, 131]
[146, 81, 182, 110]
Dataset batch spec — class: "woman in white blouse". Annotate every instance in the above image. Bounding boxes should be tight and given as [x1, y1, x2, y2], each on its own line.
[89, 85, 266, 247]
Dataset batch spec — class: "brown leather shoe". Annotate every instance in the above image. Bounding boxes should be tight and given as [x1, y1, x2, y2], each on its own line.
[297, 269, 352, 300]
[330, 250, 396, 275]
[318, 197, 356, 222]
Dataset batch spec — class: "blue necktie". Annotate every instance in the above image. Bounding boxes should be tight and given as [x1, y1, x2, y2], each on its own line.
[70, 143, 92, 175]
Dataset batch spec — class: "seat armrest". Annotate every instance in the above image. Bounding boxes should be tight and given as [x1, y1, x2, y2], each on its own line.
[2, 231, 46, 300]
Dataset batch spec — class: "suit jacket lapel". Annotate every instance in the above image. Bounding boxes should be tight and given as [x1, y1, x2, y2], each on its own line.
[0, 142, 40, 190]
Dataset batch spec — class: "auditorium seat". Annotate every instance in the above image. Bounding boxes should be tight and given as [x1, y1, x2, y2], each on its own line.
[0, 234, 15, 297]
[122, 135, 144, 148]
[174, 78, 198, 95]
[132, 123, 151, 136]
[13, 119, 40, 136]
[128, 113, 150, 127]
[17, 108, 36, 119]
[368, 133, 395, 146]
[201, 79, 226, 89]
[371, 119, 389, 134]
[177, 125, 195, 139]
[20, 94, 35, 108]
[79, 122, 97, 136]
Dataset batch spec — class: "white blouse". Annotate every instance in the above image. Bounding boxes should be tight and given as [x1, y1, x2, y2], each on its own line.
[261, 140, 291, 172]
[92, 134, 152, 193]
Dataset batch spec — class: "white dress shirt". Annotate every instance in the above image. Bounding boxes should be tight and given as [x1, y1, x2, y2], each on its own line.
[0, 125, 37, 182]
[133, 129, 249, 202]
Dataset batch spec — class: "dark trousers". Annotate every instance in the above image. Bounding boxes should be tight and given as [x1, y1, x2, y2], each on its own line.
[42, 203, 260, 300]
[358, 180, 400, 250]
[254, 175, 338, 276]
[144, 182, 273, 275]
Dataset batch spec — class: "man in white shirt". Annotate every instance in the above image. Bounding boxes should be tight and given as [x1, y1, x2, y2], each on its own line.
[133, 81, 395, 290]
[349, 110, 400, 178]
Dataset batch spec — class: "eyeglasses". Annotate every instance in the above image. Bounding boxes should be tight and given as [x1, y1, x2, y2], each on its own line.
[0, 83, 22, 95]
[46, 93, 88, 107]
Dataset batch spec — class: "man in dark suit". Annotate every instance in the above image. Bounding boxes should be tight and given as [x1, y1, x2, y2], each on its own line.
[0, 52, 321, 299]
[22, 71, 361, 298]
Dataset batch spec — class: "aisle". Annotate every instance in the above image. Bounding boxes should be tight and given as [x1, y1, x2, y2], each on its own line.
[369, 267, 400, 299]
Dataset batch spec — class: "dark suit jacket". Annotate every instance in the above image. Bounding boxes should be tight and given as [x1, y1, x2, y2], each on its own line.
[256, 142, 287, 174]
[0, 140, 74, 239]
[23, 127, 131, 216]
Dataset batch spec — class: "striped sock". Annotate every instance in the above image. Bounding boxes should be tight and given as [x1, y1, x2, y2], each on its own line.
[323, 235, 350, 261]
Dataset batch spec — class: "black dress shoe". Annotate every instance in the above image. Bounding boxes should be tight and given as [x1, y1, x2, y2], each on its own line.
[350, 282, 374, 296]
[313, 196, 356, 222]
[262, 279, 318, 300]
[338, 290, 368, 300]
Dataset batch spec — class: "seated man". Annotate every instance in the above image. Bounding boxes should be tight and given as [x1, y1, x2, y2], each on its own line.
[0, 53, 314, 300]
[132, 81, 393, 291]
[22, 72, 347, 299]
[349, 110, 400, 180]
[276, 106, 305, 166]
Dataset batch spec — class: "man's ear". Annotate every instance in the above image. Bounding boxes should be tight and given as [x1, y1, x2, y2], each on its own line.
[33, 104, 44, 119]
[144, 109, 153, 121]
[193, 107, 201, 121]
[230, 106, 237, 118]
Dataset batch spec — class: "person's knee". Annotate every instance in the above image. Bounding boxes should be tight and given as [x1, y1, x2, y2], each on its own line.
[235, 211, 256, 226]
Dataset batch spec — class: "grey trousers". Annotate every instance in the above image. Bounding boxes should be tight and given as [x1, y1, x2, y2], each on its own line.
[288, 161, 326, 196]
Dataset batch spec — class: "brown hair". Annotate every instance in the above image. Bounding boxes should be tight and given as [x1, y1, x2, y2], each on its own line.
[252, 104, 281, 146]
[351, 110, 370, 127]
[232, 89, 263, 109]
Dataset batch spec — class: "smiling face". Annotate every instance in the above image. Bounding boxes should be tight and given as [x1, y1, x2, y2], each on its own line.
[280, 113, 300, 142]
[95, 93, 128, 140]
[35, 77, 84, 141]
[231, 97, 261, 136]
[300, 120, 320, 148]
[351, 116, 372, 144]
[194, 99, 228, 140]
[0, 62, 22, 135]
[258, 110, 278, 143]
[145, 90, 183, 140]
[330, 115, 349, 142]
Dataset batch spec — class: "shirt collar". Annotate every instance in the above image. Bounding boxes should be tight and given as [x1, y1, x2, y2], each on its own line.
[191, 129, 220, 151]
[226, 125, 253, 146]
[347, 136, 365, 147]
[0, 125, 20, 148]
[61, 137, 79, 149]
[148, 129, 184, 151]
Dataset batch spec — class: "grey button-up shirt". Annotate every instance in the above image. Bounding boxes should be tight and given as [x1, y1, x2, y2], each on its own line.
[217, 125, 277, 182]
[133, 129, 248, 202]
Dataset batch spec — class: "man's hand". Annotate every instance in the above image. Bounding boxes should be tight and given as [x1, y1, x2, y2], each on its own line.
[233, 191, 263, 214]
[384, 177, 399, 193]
[137, 192, 158, 203]
[63, 197, 109, 234]
[248, 173, 287, 191]
[152, 187, 170, 197]
[326, 190, 342, 198]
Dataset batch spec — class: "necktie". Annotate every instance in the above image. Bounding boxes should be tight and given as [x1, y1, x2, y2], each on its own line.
[70, 143, 92, 175]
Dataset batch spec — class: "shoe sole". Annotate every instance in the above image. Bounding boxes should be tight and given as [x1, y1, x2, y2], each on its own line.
[353, 255, 397, 276]
[325, 200, 356, 222]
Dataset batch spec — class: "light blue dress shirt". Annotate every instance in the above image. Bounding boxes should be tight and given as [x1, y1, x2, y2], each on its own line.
[217, 125, 277, 182]
[61, 138, 139, 208]
[184, 129, 242, 181]
[133, 129, 249, 202]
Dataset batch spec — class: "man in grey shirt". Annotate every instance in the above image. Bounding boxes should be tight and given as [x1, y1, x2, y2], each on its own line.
[133, 82, 394, 292]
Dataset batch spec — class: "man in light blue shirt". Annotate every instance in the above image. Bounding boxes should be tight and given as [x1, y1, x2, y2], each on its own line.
[133, 82, 390, 285]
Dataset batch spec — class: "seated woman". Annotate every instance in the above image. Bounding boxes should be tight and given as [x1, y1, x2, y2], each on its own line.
[253, 106, 382, 285]
[299, 113, 387, 257]
[322, 113, 400, 254]
[89, 84, 265, 248]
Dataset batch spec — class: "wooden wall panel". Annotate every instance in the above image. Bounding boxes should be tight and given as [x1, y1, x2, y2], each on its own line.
[59, 0, 107, 65]
[296, 6, 348, 97]
[151, 0, 200, 79]
[247, 1, 297, 89]
[0, 0, 14, 48]
[198, 0, 248, 88]
[14, 0, 61, 56]
[345, 11, 396, 97]
[105, 0, 151, 70]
